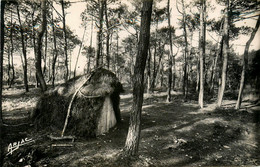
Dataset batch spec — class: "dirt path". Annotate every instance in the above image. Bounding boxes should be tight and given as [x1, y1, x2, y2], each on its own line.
[2, 89, 260, 166]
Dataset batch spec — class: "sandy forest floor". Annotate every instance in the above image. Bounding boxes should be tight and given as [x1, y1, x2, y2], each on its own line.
[1, 87, 260, 166]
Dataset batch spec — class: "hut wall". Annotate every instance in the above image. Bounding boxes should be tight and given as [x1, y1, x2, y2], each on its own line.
[96, 96, 117, 135]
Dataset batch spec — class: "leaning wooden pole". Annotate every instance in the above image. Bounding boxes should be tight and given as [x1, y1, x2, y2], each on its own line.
[61, 73, 93, 137]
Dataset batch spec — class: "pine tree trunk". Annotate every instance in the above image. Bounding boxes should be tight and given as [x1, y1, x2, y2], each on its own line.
[87, 15, 94, 73]
[17, 5, 29, 92]
[52, 6, 58, 88]
[10, 9, 15, 87]
[0, 1, 6, 166]
[151, 23, 158, 91]
[124, 0, 153, 156]
[36, 0, 47, 92]
[31, 6, 38, 88]
[166, 0, 173, 102]
[209, 38, 222, 94]
[104, 0, 110, 69]
[60, 0, 69, 81]
[196, 58, 199, 92]
[235, 15, 260, 109]
[147, 48, 151, 94]
[74, 26, 86, 77]
[151, 46, 156, 90]
[43, 29, 48, 77]
[96, 0, 105, 68]
[116, 28, 119, 77]
[217, 0, 229, 107]
[7, 47, 11, 86]
[198, 0, 206, 108]
[181, 0, 188, 98]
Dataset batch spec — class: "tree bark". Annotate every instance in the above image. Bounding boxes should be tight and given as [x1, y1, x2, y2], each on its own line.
[152, 40, 157, 90]
[7, 9, 14, 88]
[52, 5, 58, 87]
[235, 15, 260, 109]
[217, 0, 229, 107]
[0, 1, 6, 165]
[154, 42, 164, 87]
[210, 37, 222, 94]
[166, 0, 173, 102]
[96, 0, 105, 68]
[36, 0, 47, 92]
[43, 28, 48, 77]
[74, 26, 86, 77]
[181, 0, 188, 98]
[104, 0, 110, 69]
[30, 5, 39, 88]
[17, 5, 29, 92]
[10, 9, 15, 87]
[60, 0, 69, 81]
[124, 0, 153, 156]
[147, 48, 151, 94]
[198, 0, 206, 108]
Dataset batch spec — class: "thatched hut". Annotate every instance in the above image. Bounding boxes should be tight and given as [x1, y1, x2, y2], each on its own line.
[32, 68, 123, 137]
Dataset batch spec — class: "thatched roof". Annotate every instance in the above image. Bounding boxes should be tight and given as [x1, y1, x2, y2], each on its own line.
[52, 68, 123, 97]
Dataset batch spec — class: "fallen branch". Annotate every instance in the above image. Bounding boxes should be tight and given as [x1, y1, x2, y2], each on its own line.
[3, 123, 32, 127]
[51, 144, 74, 147]
[48, 134, 76, 142]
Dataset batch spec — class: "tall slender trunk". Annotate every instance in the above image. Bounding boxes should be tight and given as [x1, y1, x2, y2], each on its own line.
[48, 52, 51, 82]
[235, 15, 260, 109]
[124, 0, 153, 156]
[52, 6, 58, 87]
[87, 15, 94, 73]
[147, 48, 151, 94]
[155, 47, 163, 87]
[43, 29, 48, 77]
[60, 0, 69, 81]
[198, 0, 206, 108]
[129, 42, 134, 86]
[0, 2, 6, 166]
[7, 46, 11, 86]
[104, 0, 110, 69]
[196, 57, 200, 92]
[8, 9, 15, 88]
[17, 5, 29, 92]
[115, 28, 119, 76]
[10, 9, 15, 87]
[166, 0, 173, 102]
[181, 0, 188, 98]
[211, 36, 223, 94]
[152, 43, 157, 90]
[31, 6, 39, 87]
[210, 38, 222, 93]
[96, 0, 105, 67]
[74, 26, 86, 77]
[36, 0, 47, 92]
[217, 0, 229, 107]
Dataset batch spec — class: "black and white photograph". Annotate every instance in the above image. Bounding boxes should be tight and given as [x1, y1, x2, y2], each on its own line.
[0, 0, 259, 166]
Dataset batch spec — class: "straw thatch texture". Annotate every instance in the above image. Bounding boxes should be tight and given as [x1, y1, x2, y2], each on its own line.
[32, 68, 123, 137]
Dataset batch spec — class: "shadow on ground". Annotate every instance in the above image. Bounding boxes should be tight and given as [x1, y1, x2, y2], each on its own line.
[2, 90, 259, 166]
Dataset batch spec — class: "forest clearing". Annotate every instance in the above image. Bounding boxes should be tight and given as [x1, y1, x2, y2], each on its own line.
[1, 86, 260, 166]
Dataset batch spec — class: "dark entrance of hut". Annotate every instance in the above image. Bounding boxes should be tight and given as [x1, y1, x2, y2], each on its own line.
[32, 68, 123, 137]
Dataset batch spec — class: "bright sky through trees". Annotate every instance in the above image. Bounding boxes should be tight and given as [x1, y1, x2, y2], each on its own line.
[53, 0, 259, 74]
